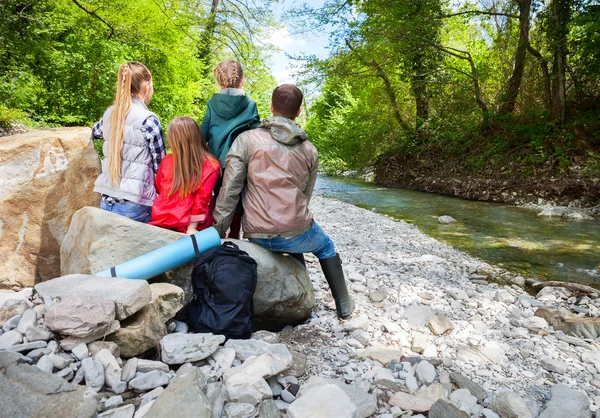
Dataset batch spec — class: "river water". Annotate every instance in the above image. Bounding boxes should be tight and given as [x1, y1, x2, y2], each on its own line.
[315, 175, 600, 286]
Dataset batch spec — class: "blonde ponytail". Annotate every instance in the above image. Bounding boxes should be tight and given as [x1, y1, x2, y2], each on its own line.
[107, 62, 153, 186]
[108, 64, 132, 186]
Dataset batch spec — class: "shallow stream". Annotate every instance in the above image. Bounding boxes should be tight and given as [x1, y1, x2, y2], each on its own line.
[315, 175, 600, 286]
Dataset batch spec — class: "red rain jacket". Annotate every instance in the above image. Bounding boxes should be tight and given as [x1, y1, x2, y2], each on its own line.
[150, 154, 220, 233]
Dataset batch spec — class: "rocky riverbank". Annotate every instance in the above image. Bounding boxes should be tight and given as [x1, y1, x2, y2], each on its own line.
[1, 195, 599, 417]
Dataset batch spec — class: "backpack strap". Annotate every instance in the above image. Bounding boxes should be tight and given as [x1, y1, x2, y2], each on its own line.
[191, 234, 200, 257]
[222, 241, 240, 251]
[110, 267, 117, 277]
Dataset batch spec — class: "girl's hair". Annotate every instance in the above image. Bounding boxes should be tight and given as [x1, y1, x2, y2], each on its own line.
[107, 62, 152, 186]
[167, 117, 216, 199]
[214, 60, 244, 89]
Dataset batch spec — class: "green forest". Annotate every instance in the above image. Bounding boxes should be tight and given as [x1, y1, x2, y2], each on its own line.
[1, 0, 600, 189]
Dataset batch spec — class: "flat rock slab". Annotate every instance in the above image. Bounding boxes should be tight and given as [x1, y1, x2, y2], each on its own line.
[538, 384, 591, 418]
[450, 372, 487, 402]
[356, 346, 403, 365]
[0, 127, 100, 289]
[389, 391, 435, 413]
[298, 376, 376, 418]
[535, 308, 600, 339]
[35, 274, 151, 320]
[45, 296, 118, 339]
[491, 391, 534, 418]
[145, 367, 212, 418]
[160, 333, 225, 365]
[429, 399, 469, 418]
[288, 384, 357, 418]
[0, 363, 98, 418]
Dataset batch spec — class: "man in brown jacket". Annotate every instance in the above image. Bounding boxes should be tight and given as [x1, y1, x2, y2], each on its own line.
[213, 84, 355, 318]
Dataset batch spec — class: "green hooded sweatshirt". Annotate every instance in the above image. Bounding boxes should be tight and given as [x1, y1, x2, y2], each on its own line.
[201, 93, 260, 167]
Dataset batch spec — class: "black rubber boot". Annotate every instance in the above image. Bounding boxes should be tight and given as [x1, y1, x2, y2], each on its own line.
[289, 253, 306, 267]
[319, 254, 355, 318]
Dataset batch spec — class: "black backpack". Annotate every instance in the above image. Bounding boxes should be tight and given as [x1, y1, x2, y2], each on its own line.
[185, 241, 258, 339]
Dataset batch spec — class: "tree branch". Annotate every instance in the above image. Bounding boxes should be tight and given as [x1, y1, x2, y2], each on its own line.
[71, 0, 115, 39]
[435, 10, 518, 19]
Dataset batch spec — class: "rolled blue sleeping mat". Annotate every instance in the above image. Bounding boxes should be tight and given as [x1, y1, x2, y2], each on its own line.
[96, 227, 221, 280]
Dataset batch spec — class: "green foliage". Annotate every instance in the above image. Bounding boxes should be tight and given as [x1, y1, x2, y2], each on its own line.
[0, 105, 28, 129]
[0, 0, 277, 131]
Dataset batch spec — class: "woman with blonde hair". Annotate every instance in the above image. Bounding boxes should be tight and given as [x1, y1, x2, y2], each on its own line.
[92, 61, 165, 222]
[150, 117, 220, 234]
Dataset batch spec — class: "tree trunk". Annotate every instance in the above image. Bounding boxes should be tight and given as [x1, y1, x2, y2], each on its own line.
[499, 0, 531, 115]
[549, 0, 571, 121]
[197, 0, 220, 76]
[411, 53, 429, 130]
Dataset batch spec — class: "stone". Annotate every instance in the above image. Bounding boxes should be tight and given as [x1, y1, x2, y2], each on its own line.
[137, 359, 169, 373]
[160, 333, 225, 365]
[141, 387, 164, 403]
[98, 404, 135, 418]
[356, 346, 402, 365]
[281, 389, 296, 403]
[538, 384, 591, 418]
[406, 374, 419, 393]
[450, 373, 487, 402]
[149, 283, 185, 322]
[418, 383, 447, 404]
[259, 399, 282, 418]
[582, 351, 600, 364]
[522, 316, 548, 330]
[105, 395, 123, 409]
[495, 289, 515, 304]
[252, 330, 280, 344]
[173, 320, 188, 333]
[438, 215, 457, 224]
[541, 357, 568, 374]
[121, 358, 138, 382]
[457, 342, 505, 364]
[491, 392, 534, 418]
[288, 384, 357, 418]
[25, 325, 53, 341]
[61, 210, 314, 328]
[224, 354, 293, 386]
[49, 353, 72, 370]
[416, 360, 436, 384]
[297, 376, 377, 418]
[535, 308, 600, 339]
[342, 315, 369, 332]
[429, 400, 469, 418]
[129, 370, 171, 392]
[89, 341, 121, 359]
[35, 274, 151, 321]
[6, 340, 47, 352]
[72, 343, 89, 360]
[538, 207, 566, 217]
[107, 304, 166, 358]
[369, 289, 388, 303]
[0, 351, 26, 368]
[211, 347, 236, 369]
[205, 381, 228, 418]
[449, 389, 480, 416]
[448, 288, 468, 301]
[428, 314, 454, 335]
[404, 305, 434, 328]
[287, 350, 307, 377]
[82, 357, 104, 391]
[0, 329, 22, 349]
[0, 363, 98, 418]
[2, 314, 21, 333]
[134, 400, 155, 418]
[223, 402, 257, 418]
[412, 333, 428, 354]
[389, 392, 435, 413]
[95, 348, 121, 388]
[225, 339, 293, 364]
[36, 355, 54, 373]
[0, 128, 101, 288]
[145, 367, 212, 418]
[0, 299, 28, 327]
[16, 309, 37, 334]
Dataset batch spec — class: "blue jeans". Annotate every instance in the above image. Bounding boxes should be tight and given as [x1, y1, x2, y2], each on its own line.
[249, 221, 336, 259]
[100, 201, 152, 223]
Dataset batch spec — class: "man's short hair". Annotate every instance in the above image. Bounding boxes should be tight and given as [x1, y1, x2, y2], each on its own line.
[272, 84, 303, 119]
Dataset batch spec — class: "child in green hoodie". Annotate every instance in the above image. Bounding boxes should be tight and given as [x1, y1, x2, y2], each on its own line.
[202, 59, 260, 238]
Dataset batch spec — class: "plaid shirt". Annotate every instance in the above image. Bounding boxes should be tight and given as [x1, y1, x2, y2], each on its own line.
[92, 115, 166, 204]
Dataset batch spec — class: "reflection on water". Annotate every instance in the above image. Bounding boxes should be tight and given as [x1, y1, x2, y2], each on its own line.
[315, 175, 600, 285]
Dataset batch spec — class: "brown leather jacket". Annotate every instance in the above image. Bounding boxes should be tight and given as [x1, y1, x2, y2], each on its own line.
[213, 116, 318, 238]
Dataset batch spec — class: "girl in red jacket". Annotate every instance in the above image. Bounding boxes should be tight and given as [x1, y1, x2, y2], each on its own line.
[150, 117, 220, 234]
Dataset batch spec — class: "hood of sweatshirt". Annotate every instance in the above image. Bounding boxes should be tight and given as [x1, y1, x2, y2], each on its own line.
[209, 93, 253, 119]
[259, 116, 308, 146]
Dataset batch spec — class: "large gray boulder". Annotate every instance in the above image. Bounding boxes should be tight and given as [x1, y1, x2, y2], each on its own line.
[34, 274, 151, 321]
[61, 207, 315, 329]
[0, 128, 101, 290]
[0, 362, 98, 417]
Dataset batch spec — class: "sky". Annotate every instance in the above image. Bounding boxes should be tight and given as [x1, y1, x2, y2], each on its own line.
[264, 0, 332, 84]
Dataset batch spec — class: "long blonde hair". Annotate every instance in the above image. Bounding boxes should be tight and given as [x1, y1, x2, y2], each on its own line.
[214, 60, 244, 89]
[167, 117, 217, 199]
[108, 62, 152, 186]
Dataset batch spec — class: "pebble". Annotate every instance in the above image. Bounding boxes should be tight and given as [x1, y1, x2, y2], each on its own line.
[16, 309, 37, 334]
[0, 330, 22, 349]
[541, 357, 568, 374]
[129, 370, 170, 392]
[36, 355, 54, 373]
[71, 343, 89, 360]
